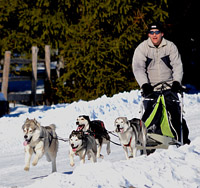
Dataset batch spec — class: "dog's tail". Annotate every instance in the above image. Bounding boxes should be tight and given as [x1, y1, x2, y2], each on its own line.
[48, 124, 57, 137]
[49, 124, 56, 130]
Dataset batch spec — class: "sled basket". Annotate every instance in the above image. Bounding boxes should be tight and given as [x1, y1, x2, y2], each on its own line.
[140, 81, 183, 149]
[145, 94, 175, 138]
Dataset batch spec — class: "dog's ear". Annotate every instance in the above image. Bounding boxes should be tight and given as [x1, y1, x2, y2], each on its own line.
[83, 115, 90, 122]
[22, 118, 29, 129]
[114, 118, 118, 125]
[69, 131, 74, 138]
[33, 118, 40, 127]
[78, 131, 84, 139]
[78, 115, 85, 119]
[124, 117, 128, 124]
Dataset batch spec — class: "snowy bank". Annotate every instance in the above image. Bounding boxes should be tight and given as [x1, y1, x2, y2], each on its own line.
[0, 90, 200, 188]
[25, 138, 200, 188]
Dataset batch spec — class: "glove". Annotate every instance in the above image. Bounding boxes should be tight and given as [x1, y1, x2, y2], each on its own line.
[141, 83, 153, 97]
[171, 81, 182, 93]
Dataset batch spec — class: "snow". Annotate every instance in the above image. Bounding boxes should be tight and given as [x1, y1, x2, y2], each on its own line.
[0, 90, 200, 188]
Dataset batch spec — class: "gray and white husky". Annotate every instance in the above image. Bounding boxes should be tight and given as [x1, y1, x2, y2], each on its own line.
[114, 117, 147, 160]
[22, 118, 58, 172]
[69, 130, 97, 166]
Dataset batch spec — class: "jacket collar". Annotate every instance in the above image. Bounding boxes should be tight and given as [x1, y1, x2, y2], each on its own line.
[147, 37, 167, 48]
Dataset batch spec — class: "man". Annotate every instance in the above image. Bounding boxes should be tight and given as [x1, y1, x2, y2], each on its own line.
[132, 22, 190, 144]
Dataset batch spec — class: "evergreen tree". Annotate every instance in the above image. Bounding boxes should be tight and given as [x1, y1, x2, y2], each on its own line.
[56, 0, 168, 102]
[0, 0, 77, 57]
[0, 0, 168, 103]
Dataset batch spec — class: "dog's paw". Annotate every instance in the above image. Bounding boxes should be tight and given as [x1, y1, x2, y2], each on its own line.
[87, 154, 91, 160]
[32, 160, 38, 166]
[70, 163, 75, 167]
[24, 166, 30, 171]
[98, 154, 104, 159]
[107, 149, 111, 155]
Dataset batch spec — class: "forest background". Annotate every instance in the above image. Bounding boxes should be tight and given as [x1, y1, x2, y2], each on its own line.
[0, 0, 199, 103]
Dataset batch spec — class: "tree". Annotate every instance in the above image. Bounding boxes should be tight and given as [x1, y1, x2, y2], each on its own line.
[0, 0, 168, 103]
[0, 0, 77, 57]
[56, 0, 168, 102]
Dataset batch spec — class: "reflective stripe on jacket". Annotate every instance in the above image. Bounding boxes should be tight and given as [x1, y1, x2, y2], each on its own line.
[132, 38, 183, 89]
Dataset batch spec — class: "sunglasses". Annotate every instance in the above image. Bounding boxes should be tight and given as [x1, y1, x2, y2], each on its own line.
[149, 31, 161, 35]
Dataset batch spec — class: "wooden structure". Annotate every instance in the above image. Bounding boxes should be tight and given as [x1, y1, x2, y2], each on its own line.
[0, 45, 52, 106]
[1, 51, 11, 100]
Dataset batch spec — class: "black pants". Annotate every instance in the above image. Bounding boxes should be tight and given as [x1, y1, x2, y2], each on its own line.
[142, 90, 190, 144]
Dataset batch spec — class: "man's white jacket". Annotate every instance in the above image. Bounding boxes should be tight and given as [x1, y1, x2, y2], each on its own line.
[132, 37, 183, 90]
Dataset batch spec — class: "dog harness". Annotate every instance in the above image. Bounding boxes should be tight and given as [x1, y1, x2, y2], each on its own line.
[123, 136, 132, 147]
[39, 130, 55, 147]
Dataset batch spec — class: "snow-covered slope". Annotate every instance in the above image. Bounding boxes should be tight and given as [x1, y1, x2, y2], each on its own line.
[0, 90, 200, 188]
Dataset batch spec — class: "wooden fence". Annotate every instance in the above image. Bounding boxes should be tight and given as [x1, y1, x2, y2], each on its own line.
[0, 45, 52, 106]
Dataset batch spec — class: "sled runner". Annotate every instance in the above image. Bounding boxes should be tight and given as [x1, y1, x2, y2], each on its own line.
[137, 133, 181, 150]
[138, 81, 185, 150]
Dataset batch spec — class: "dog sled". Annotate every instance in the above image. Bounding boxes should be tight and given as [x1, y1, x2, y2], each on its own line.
[137, 81, 186, 150]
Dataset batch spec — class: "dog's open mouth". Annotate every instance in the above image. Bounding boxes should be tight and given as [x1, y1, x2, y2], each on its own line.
[116, 127, 124, 133]
[71, 145, 79, 152]
[23, 137, 32, 146]
[76, 124, 85, 131]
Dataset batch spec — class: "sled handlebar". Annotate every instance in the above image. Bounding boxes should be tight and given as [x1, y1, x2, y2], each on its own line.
[153, 81, 171, 90]
[152, 81, 187, 93]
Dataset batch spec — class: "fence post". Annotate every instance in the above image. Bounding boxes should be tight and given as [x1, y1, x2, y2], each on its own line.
[1, 51, 11, 100]
[45, 45, 51, 81]
[31, 46, 38, 106]
[44, 45, 52, 105]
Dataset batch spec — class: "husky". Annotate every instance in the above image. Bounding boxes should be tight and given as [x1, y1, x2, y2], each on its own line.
[76, 115, 111, 158]
[69, 130, 97, 166]
[114, 117, 147, 160]
[22, 118, 58, 173]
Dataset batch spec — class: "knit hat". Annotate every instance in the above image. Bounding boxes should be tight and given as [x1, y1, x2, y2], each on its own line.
[148, 22, 163, 32]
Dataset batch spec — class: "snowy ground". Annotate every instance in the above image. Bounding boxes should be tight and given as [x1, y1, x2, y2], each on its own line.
[0, 90, 200, 188]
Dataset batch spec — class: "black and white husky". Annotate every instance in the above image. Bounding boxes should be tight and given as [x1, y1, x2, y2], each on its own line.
[76, 115, 111, 158]
[69, 130, 97, 166]
[114, 117, 147, 160]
